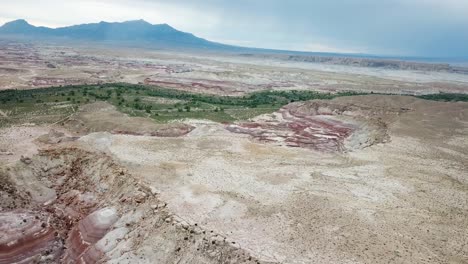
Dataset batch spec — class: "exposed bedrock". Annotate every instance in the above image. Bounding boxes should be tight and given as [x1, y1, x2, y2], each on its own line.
[62, 207, 119, 263]
[0, 210, 61, 264]
[227, 100, 404, 152]
[0, 148, 269, 263]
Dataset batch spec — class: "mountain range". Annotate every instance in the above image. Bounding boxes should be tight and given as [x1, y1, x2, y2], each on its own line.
[0, 19, 234, 50]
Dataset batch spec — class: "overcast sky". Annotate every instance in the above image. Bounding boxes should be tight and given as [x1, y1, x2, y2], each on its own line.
[1, 0, 467, 57]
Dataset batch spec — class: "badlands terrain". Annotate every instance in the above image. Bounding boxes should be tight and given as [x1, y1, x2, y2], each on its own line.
[1, 39, 468, 95]
[0, 41, 468, 264]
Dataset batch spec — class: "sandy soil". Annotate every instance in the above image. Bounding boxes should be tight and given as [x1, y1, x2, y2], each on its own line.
[0, 125, 56, 165]
[63, 102, 194, 137]
[2, 37, 467, 263]
[1, 94, 467, 263]
[1, 40, 468, 95]
[74, 95, 468, 263]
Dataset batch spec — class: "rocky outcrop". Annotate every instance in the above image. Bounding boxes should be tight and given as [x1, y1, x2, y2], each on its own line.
[227, 100, 396, 152]
[36, 130, 78, 145]
[0, 210, 62, 264]
[62, 207, 119, 263]
[0, 147, 271, 263]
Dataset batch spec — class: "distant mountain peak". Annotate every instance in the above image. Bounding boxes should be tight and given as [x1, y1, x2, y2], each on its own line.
[120, 20, 174, 30]
[9, 19, 29, 24]
[3, 19, 32, 27]
[158, 23, 175, 29]
[92, 19, 171, 29]
[128, 19, 151, 24]
[0, 19, 36, 33]
[0, 19, 230, 50]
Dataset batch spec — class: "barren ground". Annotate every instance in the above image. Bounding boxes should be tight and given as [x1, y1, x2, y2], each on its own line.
[1, 40, 468, 95]
[80, 96, 468, 263]
[1, 94, 467, 263]
[0, 41, 467, 263]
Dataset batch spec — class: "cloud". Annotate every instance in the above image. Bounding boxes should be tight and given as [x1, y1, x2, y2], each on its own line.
[1, 0, 467, 57]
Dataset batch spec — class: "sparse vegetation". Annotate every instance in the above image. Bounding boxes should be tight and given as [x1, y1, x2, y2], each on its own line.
[0, 83, 466, 127]
[416, 93, 468, 102]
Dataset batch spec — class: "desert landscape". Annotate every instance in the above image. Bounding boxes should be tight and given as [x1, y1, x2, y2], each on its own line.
[1, 39, 468, 95]
[1, 38, 467, 264]
[0, 13, 467, 263]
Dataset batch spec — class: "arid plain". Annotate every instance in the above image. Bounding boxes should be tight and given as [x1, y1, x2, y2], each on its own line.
[1, 39, 468, 95]
[0, 40, 467, 264]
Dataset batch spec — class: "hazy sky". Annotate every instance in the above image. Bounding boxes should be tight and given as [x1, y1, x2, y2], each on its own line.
[1, 0, 467, 57]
